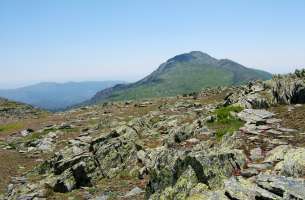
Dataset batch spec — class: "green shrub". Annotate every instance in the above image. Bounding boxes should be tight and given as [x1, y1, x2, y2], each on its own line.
[214, 106, 243, 123]
[208, 106, 244, 140]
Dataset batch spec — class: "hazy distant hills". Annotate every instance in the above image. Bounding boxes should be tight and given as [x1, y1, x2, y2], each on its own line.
[0, 81, 123, 110]
[88, 51, 272, 104]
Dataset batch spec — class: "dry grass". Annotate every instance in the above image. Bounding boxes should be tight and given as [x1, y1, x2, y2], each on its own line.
[269, 104, 305, 147]
[270, 104, 305, 131]
[93, 173, 148, 200]
[0, 149, 40, 194]
[197, 89, 229, 105]
[0, 115, 64, 140]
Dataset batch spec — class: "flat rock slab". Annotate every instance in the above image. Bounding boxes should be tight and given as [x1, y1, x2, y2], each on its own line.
[238, 109, 275, 124]
[225, 177, 282, 200]
[256, 174, 305, 199]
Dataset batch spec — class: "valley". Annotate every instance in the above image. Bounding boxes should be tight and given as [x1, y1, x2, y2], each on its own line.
[0, 81, 123, 111]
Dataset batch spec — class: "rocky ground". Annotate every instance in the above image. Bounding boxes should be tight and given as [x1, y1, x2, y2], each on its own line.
[1, 70, 305, 200]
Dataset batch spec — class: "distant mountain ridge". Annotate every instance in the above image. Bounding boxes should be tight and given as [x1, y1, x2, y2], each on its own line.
[0, 81, 124, 111]
[88, 51, 272, 104]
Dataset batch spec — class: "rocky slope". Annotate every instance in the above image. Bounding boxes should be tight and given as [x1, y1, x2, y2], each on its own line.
[0, 98, 46, 124]
[88, 51, 272, 104]
[1, 70, 305, 200]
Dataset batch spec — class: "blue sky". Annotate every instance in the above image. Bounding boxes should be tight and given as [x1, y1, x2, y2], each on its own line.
[0, 0, 305, 88]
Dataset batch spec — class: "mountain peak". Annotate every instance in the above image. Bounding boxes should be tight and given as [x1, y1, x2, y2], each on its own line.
[167, 51, 217, 64]
[189, 51, 211, 58]
[88, 51, 272, 103]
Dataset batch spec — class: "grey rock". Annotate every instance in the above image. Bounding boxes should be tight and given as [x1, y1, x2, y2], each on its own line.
[225, 176, 281, 200]
[270, 139, 288, 146]
[20, 129, 31, 137]
[257, 174, 305, 199]
[166, 121, 200, 144]
[267, 129, 283, 135]
[250, 147, 264, 161]
[124, 187, 144, 197]
[185, 138, 200, 145]
[266, 118, 282, 124]
[16, 194, 37, 200]
[93, 194, 109, 200]
[59, 123, 72, 129]
[277, 128, 297, 133]
[240, 168, 259, 178]
[188, 190, 229, 200]
[265, 145, 291, 163]
[36, 138, 54, 151]
[90, 126, 139, 178]
[137, 150, 146, 163]
[238, 109, 275, 124]
[247, 162, 273, 171]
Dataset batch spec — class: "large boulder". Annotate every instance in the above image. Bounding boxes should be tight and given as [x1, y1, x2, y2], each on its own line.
[90, 125, 140, 178]
[264, 146, 305, 178]
[151, 166, 200, 200]
[281, 148, 305, 178]
[145, 148, 246, 199]
[272, 73, 305, 104]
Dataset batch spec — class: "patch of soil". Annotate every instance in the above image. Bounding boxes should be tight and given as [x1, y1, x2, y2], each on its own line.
[0, 149, 40, 194]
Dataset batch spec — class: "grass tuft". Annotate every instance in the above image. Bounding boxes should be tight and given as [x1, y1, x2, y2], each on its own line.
[0, 122, 24, 133]
[208, 106, 244, 140]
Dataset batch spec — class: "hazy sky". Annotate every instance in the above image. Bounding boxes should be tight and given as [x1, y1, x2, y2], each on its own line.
[1, 0, 305, 89]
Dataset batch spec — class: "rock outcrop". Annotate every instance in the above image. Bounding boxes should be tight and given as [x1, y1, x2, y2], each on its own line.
[225, 69, 305, 108]
[145, 148, 245, 199]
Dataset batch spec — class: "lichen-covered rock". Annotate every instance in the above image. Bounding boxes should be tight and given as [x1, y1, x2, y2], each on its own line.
[187, 191, 229, 200]
[145, 148, 246, 199]
[150, 166, 199, 200]
[21, 125, 142, 194]
[281, 148, 305, 178]
[264, 145, 292, 163]
[165, 120, 205, 146]
[224, 176, 281, 200]
[188, 183, 209, 197]
[90, 125, 140, 178]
